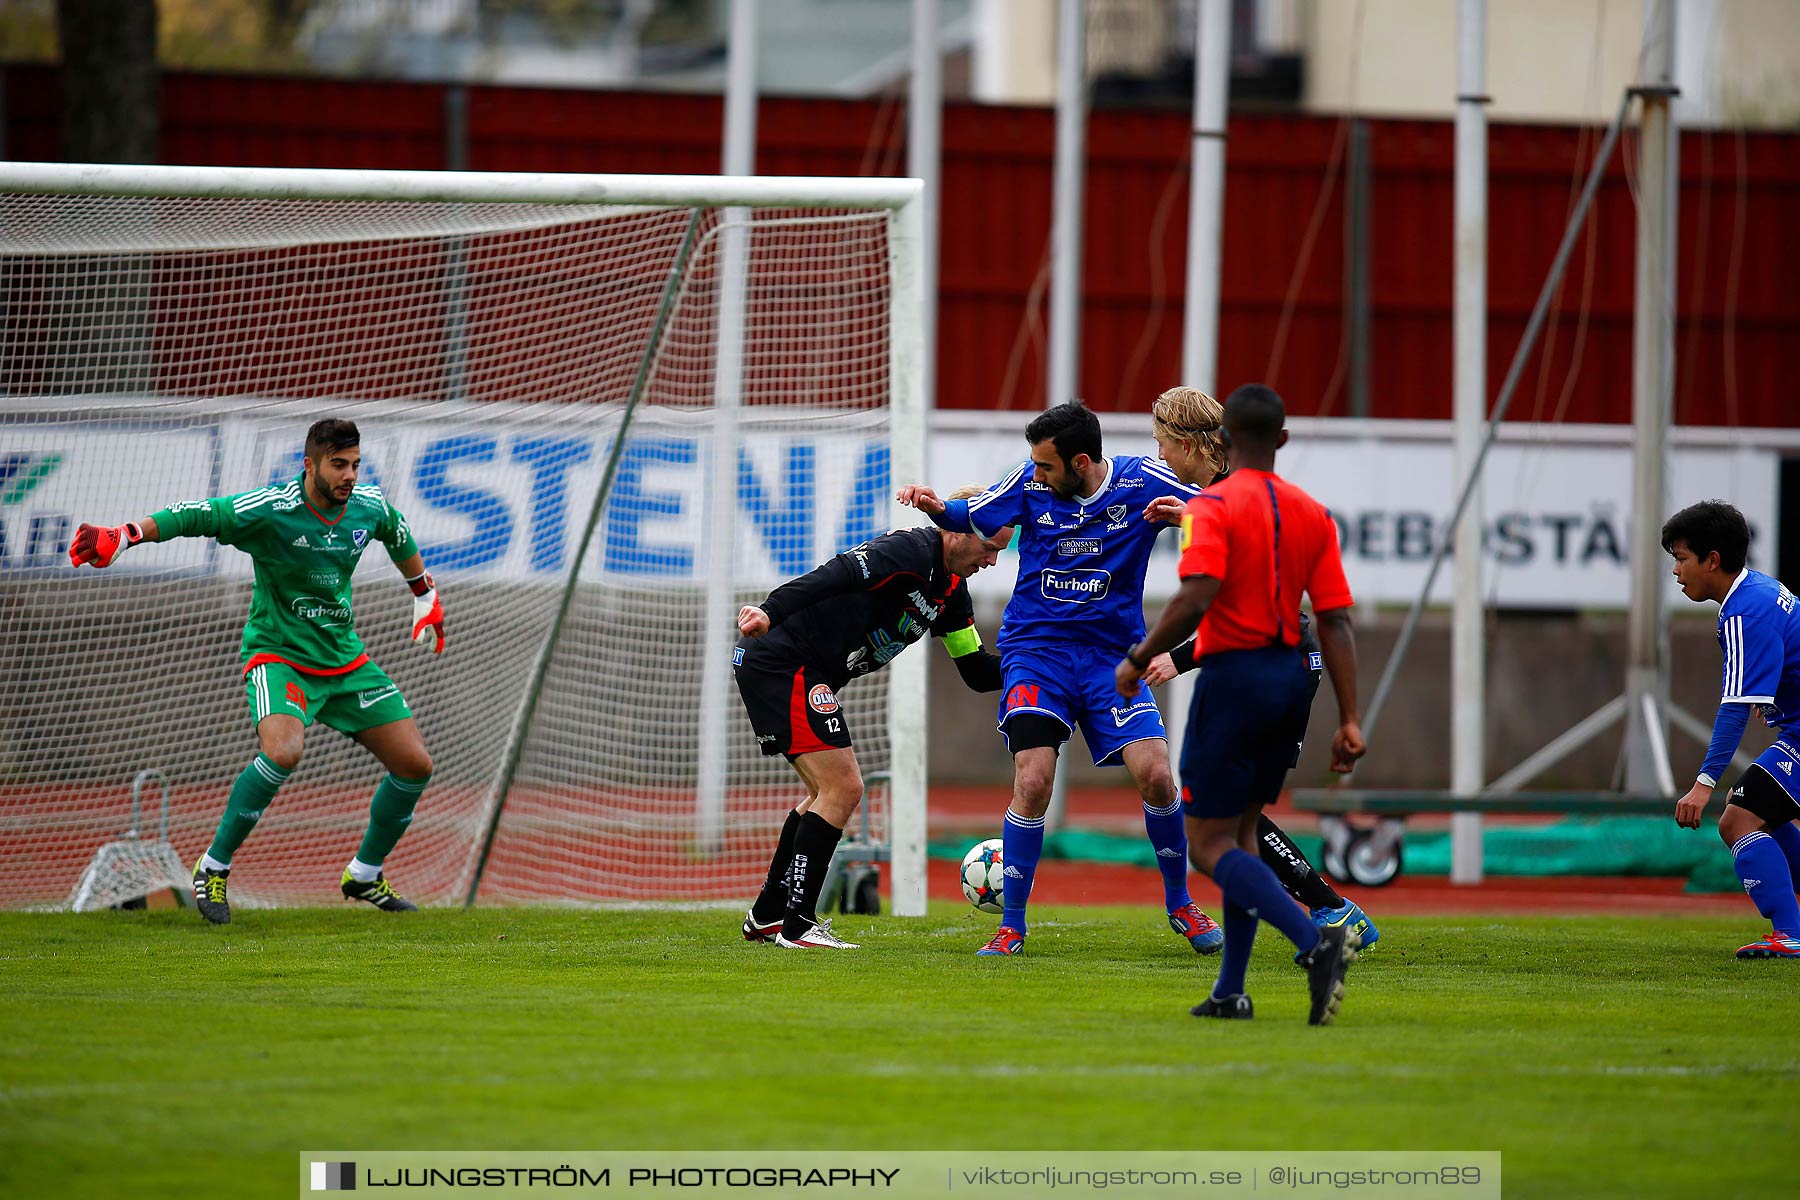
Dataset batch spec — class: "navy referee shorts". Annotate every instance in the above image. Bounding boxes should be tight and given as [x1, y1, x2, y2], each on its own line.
[1179, 644, 1314, 819]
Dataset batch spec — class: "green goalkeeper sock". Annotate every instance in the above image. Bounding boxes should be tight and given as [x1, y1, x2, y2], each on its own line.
[205, 754, 291, 865]
[355, 773, 430, 866]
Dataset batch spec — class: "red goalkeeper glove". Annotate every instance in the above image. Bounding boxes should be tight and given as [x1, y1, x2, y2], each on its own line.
[409, 572, 446, 654]
[69, 521, 144, 568]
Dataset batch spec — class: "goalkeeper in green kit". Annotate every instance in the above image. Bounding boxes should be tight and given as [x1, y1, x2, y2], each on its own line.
[69, 419, 445, 923]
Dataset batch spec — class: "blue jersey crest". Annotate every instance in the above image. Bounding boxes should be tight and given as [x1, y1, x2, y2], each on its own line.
[964, 455, 1197, 655]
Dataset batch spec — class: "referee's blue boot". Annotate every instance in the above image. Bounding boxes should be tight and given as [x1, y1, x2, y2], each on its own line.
[1312, 899, 1379, 950]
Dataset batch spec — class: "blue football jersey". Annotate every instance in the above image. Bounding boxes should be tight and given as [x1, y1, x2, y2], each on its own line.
[956, 454, 1198, 655]
[1718, 569, 1800, 741]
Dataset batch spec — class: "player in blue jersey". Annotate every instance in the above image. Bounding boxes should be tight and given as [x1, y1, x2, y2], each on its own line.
[1663, 500, 1800, 959]
[898, 401, 1225, 957]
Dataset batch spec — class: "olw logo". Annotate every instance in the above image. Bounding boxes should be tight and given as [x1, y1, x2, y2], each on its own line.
[0, 452, 63, 507]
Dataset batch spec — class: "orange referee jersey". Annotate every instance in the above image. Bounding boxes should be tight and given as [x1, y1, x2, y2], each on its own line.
[1177, 467, 1353, 654]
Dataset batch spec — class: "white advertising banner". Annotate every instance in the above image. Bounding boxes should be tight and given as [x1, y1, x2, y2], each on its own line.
[931, 412, 1789, 611]
[3, 405, 1790, 611]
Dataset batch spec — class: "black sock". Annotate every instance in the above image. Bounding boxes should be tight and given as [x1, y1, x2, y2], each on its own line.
[782, 811, 845, 938]
[1257, 814, 1342, 910]
[751, 809, 804, 924]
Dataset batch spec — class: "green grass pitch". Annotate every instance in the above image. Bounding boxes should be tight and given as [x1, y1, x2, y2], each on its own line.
[1, 907, 1794, 1199]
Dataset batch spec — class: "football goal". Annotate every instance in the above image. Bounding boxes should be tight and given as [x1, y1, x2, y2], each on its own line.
[0, 162, 928, 914]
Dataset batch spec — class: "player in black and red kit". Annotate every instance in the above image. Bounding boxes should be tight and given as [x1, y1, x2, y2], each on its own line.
[735, 490, 1015, 950]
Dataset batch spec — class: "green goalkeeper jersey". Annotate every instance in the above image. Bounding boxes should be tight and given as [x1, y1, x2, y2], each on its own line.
[151, 476, 421, 672]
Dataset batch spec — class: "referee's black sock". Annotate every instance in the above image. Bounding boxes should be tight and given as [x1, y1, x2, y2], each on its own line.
[751, 808, 805, 925]
[1257, 813, 1343, 911]
[783, 811, 845, 939]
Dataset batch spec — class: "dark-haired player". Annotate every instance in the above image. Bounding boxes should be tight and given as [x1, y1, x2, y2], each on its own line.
[1140, 385, 1377, 951]
[736, 488, 1014, 950]
[69, 418, 445, 923]
[899, 401, 1226, 958]
[1118, 384, 1364, 1025]
[1663, 499, 1800, 959]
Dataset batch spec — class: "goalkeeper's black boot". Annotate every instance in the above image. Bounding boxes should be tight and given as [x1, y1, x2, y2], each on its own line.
[191, 858, 231, 925]
[1296, 923, 1359, 1026]
[341, 870, 418, 912]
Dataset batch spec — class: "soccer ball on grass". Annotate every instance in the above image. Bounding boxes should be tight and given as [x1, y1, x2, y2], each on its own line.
[960, 838, 1005, 914]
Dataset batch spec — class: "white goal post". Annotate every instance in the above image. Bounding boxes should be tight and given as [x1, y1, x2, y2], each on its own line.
[0, 161, 929, 914]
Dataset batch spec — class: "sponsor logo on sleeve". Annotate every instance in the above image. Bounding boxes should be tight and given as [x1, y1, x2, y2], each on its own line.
[1040, 568, 1111, 604]
[808, 684, 840, 714]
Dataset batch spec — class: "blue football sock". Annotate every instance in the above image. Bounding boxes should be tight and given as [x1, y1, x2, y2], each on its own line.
[1142, 797, 1192, 911]
[999, 809, 1046, 936]
[1211, 900, 1258, 1000]
[1768, 821, 1800, 891]
[1212, 847, 1318, 954]
[1731, 831, 1800, 933]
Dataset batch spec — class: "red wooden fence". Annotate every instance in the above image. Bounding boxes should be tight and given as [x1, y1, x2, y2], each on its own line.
[6, 65, 1796, 425]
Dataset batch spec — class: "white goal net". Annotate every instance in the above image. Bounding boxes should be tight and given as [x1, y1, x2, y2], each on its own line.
[0, 164, 926, 913]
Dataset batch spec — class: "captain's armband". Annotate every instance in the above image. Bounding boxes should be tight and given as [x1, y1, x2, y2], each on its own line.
[942, 625, 983, 658]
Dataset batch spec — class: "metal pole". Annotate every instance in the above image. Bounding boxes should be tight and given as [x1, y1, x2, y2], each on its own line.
[1044, 0, 1087, 832]
[696, 0, 759, 853]
[1047, 0, 1086, 410]
[1361, 89, 1633, 746]
[1166, 0, 1231, 778]
[1451, 0, 1488, 884]
[1181, 0, 1229, 397]
[909, 0, 941, 413]
[1623, 0, 1679, 795]
[886, 192, 931, 915]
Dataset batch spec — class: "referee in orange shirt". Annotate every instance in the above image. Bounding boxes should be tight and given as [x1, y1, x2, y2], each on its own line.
[1116, 384, 1366, 1025]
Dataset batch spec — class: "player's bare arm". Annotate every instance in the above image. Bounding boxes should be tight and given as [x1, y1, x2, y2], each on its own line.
[738, 606, 771, 637]
[894, 484, 945, 516]
[1675, 781, 1712, 829]
[1116, 575, 1222, 698]
[1142, 496, 1186, 525]
[1315, 606, 1364, 773]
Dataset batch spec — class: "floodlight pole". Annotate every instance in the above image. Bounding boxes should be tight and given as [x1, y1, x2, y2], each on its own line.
[1622, 0, 1680, 796]
[1450, 0, 1488, 884]
[909, 0, 942, 413]
[696, 0, 760, 854]
[1044, 0, 1087, 833]
[1164, 0, 1231, 776]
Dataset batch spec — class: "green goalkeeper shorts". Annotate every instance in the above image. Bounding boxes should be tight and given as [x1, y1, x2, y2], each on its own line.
[245, 660, 413, 735]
